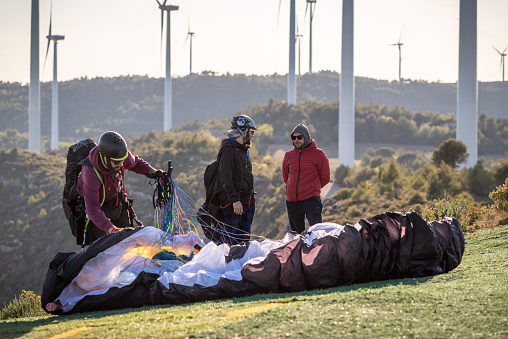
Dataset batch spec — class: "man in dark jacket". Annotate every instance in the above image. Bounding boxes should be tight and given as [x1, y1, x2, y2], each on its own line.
[77, 131, 163, 245]
[217, 115, 256, 245]
[282, 124, 330, 233]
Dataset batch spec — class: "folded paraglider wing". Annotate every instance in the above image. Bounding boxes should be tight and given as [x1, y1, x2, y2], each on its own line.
[42, 212, 464, 315]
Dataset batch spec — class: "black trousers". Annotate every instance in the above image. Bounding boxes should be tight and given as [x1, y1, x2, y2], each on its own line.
[286, 196, 323, 234]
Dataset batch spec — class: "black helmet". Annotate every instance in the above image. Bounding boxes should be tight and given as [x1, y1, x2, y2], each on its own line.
[231, 115, 256, 138]
[98, 131, 128, 171]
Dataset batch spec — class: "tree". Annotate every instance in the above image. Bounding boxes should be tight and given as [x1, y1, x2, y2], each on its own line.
[432, 139, 469, 168]
[467, 161, 494, 198]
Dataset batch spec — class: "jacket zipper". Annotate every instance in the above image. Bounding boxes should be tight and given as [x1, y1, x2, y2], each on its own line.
[296, 150, 302, 202]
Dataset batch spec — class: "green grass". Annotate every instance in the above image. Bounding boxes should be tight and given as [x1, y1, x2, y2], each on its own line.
[1, 226, 507, 338]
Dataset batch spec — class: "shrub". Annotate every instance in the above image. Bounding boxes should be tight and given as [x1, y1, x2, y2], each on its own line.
[489, 178, 508, 212]
[332, 187, 354, 200]
[334, 165, 350, 186]
[408, 192, 426, 205]
[467, 161, 495, 198]
[0, 290, 46, 320]
[344, 167, 376, 188]
[369, 156, 386, 168]
[422, 197, 467, 222]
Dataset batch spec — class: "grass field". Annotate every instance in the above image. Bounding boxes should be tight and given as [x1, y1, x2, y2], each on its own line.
[1, 225, 506, 338]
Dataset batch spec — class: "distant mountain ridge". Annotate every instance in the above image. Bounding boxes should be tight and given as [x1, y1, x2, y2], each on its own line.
[0, 71, 506, 142]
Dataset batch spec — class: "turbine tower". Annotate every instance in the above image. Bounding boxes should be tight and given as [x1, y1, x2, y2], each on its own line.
[278, 0, 297, 105]
[44, 3, 64, 150]
[389, 27, 404, 82]
[185, 25, 196, 75]
[304, 0, 316, 73]
[457, 0, 478, 168]
[29, 0, 41, 153]
[492, 45, 507, 82]
[296, 20, 303, 76]
[156, 0, 179, 132]
[288, 0, 296, 105]
[339, 0, 355, 168]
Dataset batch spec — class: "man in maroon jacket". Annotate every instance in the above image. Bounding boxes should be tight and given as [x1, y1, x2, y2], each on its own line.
[77, 131, 162, 245]
[282, 124, 330, 233]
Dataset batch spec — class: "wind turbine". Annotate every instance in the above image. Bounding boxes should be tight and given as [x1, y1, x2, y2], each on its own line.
[304, 0, 316, 73]
[155, 0, 179, 132]
[44, 2, 65, 150]
[389, 27, 404, 82]
[339, 0, 355, 168]
[492, 45, 507, 82]
[29, 0, 41, 153]
[184, 23, 196, 75]
[457, 0, 478, 168]
[296, 19, 303, 76]
[277, 0, 296, 105]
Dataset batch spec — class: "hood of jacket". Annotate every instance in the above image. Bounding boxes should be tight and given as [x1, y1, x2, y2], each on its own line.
[88, 147, 110, 174]
[291, 124, 311, 148]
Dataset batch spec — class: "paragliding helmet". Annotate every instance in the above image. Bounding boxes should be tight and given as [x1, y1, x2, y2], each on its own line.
[98, 131, 128, 171]
[231, 115, 256, 139]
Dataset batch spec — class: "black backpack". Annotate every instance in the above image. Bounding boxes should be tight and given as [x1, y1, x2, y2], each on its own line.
[199, 159, 223, 242]
[199, 145, 241, 242]
[62, 138, 96, 239]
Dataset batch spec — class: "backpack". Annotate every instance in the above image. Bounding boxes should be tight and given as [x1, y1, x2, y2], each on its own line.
[199, 145, 241, 242]
[62, 138, 96, 239]
[199, 159, 223, 242]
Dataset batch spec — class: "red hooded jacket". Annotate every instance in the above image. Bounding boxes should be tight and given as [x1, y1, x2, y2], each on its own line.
[77, 146, 152, 232]
[282, 139, 330, 202]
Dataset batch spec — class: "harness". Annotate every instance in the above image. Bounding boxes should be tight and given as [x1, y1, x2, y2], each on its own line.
[81, 161, 108, 248]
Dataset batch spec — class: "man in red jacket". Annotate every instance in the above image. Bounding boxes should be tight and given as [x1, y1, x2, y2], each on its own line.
[282, 124, 330, 233]
[77, 131, 163, 245]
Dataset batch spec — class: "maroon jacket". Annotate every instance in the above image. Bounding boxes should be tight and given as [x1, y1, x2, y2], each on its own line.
[77, 146, 152, 232]
[282, 139, 330, 202]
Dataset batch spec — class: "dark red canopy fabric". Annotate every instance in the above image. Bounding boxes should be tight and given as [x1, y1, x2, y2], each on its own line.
[42, 212, 464, 314]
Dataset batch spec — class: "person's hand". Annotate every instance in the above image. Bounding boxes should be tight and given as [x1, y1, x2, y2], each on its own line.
[233, 201, 243, 215]
[146, 169, 166, 179]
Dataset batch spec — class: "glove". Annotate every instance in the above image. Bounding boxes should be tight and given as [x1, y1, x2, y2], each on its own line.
[146, 169, 165, 179]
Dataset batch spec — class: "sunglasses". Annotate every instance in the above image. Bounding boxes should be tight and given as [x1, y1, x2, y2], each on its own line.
[291, 135, 303, 140]
[111, 159, 124, 165]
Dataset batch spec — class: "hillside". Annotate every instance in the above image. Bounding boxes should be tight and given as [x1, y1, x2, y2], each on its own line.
[1, 72, 506, 146]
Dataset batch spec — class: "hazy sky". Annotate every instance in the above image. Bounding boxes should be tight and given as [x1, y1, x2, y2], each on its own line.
[1, 0, 507, 84]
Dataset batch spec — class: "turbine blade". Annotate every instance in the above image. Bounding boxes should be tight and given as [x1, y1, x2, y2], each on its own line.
[398, 25, 405, 43]
[303, 2, 309, 28]
[502, 46, 508, 54]
[492, 45, 501, 54]
[155, 0, 161, 6]
[48, 0, 52, 36]
[160, 9, 164, 70]
[183, 32, 189, 48]
[43, 38, 51, 78]
[277, 0, 282, 27]
[163, 0, 167, 6]
[311, 1, 316, 20]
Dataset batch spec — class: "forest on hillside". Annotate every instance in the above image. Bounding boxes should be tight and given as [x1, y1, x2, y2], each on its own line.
[1, 100, 507, 155]
[0, 72, 506, 145]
